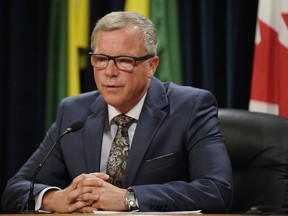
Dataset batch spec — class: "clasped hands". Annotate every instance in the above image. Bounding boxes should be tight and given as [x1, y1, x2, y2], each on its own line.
[41, 172, 129, 213]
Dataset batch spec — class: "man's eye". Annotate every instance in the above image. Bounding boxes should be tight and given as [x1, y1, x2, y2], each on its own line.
[117, 58, 134, 64]
[96, 57, 108, 62]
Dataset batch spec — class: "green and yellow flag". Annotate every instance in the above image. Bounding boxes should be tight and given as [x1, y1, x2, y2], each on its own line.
[125, 0, 150, 17]
[150, 0, 182, 84]
[45, 0, 89, 130]
[67, 0, 89, 96]
[46, 0, 68, 130]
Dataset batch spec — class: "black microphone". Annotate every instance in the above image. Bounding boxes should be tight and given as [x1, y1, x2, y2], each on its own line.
[26, 121, 84, 212]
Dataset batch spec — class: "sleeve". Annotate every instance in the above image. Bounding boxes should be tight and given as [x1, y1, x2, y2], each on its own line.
[132, 90, 233, 213]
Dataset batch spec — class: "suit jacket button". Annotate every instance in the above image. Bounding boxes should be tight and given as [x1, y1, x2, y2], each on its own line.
[16, 203, 22, 211]
[150, 204, 156, 210]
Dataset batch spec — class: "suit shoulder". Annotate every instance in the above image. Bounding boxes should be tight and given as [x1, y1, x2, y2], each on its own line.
[60, 91, 100, 107]
[164, 82, 215, 99]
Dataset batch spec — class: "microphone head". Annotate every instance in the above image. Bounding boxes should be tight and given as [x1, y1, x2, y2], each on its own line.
[67, 121, 84, 132]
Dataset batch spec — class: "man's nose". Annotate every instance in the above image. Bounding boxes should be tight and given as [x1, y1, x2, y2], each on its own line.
[104, 60, 119, 77]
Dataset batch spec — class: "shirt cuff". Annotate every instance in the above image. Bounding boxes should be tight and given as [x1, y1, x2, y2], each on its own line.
[35, 187, 61, 211]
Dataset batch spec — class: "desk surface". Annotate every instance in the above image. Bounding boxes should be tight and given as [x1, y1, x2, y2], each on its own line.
[0, 214, 242, 216]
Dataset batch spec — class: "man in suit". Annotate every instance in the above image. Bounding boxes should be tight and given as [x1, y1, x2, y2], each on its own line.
[1, 11, 232, 213]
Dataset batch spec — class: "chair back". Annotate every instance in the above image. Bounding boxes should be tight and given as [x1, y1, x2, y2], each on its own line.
[218, 109, 288, 213]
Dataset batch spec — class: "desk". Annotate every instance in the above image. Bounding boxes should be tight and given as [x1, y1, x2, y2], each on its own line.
[1, 212, 241, 216]
[0, 214, 246, 216]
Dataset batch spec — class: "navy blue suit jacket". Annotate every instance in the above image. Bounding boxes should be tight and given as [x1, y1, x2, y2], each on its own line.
[2, 77, 233, 212]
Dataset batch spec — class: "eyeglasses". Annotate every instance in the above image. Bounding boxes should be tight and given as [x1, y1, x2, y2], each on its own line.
[89, 52, 154, 71]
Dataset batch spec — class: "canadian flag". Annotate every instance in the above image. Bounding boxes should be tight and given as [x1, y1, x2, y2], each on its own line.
[249, 0, 288, 118]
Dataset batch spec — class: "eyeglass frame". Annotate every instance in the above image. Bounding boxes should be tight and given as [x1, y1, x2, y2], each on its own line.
[89, 52, 155, 71]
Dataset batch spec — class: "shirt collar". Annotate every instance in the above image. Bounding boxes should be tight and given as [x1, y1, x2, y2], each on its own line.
[108, 93, 147, 125]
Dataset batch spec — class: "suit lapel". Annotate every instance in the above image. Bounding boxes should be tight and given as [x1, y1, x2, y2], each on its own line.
[124, 78, 169, 187]
[83, 96, 107, 173]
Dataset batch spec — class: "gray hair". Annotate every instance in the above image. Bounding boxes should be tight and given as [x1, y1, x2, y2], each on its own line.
[91, 11, 158, 55]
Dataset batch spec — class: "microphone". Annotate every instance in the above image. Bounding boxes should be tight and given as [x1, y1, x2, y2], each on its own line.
[26, 121, 84, 212]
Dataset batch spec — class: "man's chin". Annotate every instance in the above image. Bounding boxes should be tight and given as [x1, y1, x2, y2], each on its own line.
[105, 97, 124, 108]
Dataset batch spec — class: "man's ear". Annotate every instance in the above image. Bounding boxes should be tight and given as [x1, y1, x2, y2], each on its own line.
[149, 56, 159, 76]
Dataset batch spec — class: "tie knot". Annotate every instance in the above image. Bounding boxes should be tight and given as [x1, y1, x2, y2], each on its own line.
[114, 114, 135, 128]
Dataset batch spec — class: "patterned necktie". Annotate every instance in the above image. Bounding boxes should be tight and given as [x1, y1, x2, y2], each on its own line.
[107, 114, 136, 187]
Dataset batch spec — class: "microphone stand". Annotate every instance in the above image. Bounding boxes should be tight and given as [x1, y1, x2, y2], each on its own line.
[24, 121, 83, 213]
[27, 130, 70, 212]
